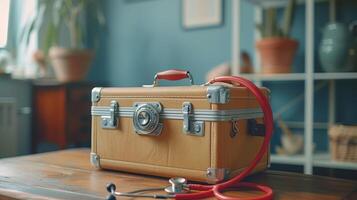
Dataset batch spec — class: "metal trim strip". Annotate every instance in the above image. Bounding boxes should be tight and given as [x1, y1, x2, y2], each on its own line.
[91, 106, 263, 121]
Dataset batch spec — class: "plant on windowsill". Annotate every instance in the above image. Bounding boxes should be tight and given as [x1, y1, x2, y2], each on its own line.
[256, 0, 298, 74]
[21, 0, 105, 82]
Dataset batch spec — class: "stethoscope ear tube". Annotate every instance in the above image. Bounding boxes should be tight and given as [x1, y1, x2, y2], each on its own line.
[106, 182, 174, 199]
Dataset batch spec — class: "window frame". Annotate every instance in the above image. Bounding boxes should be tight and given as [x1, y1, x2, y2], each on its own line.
[0, 0, 11, 49]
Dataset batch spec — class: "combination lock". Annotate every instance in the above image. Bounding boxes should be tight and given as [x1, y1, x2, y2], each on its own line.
[133, 102, 163, 136]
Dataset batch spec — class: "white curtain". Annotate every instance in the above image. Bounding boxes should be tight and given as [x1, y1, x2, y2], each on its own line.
[10, 0, 38, 79]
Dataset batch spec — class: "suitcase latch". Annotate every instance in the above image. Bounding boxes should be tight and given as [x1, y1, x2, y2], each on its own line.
[101, 100, 119, 129]
[182, 102, 204, 136]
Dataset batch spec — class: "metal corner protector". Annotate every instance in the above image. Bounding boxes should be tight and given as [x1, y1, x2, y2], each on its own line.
[206, 85, 230, 104]
[90, 152, 101, 168]
[91, 87, 102, 103]
[206, 168, 230, 183]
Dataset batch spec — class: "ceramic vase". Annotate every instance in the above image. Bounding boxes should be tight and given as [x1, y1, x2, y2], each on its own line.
[319, 23, 353, 72]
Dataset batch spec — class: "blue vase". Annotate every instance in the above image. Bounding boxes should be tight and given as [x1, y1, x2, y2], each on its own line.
[319, 23, 353, 72]
[345, 21, 357, 71]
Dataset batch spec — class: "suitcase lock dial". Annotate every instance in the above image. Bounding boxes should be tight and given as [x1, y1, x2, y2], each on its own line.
[133, 103, 163, 135]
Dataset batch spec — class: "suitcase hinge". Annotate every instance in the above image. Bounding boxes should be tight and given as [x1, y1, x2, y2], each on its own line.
[182, 102, 204, 136]
[101, 100, 119, 129]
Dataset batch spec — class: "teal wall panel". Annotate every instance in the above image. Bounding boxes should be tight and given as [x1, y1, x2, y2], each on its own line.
[89, 0, 255, 86]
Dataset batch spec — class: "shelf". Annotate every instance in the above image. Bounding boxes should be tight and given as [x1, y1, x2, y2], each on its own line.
[240, 73, 305, 81]
[239, 72, 357, 82]
[314, 72, 357, 80]
[247, 0, 327, 8]
[233, 0, 356, 175]
[313, 153, 357, 170]
[272, 153, 357, 170]
[271, 154, 305, 165]
[281, 121, 329, 130]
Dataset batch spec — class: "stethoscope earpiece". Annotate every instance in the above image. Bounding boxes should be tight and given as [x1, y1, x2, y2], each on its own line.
[106, 183, 117, 200]
[106, 183, 116, 193]
[106, 194, 116, 200]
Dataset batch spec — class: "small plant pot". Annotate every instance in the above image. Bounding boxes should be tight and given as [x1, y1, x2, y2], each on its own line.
[49, 47, 94, 82]
[256, 38, 298, 74]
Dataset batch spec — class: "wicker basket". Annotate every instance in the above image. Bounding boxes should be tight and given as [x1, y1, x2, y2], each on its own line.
[329, 125, 357, 162]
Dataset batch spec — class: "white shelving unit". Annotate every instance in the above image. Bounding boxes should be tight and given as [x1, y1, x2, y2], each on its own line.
[231, 0, 357, 174]
[271, 154, 306, 165]
[239, 72, 357, 81]
[314, 153, 357, 170]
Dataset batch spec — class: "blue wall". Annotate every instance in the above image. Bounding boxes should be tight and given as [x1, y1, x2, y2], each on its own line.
[89, 0, 357, 154]
[89, 0, 255, 86]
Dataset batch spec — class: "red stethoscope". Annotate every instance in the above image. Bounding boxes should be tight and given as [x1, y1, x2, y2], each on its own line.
[106, 76, 274, 200]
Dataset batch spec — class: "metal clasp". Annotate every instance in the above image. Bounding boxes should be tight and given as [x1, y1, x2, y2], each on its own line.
[101, 100, 119, 129]
[182, 102, 204, 136]
[230, 120, 239, 138]
[182, 102, 192, 133]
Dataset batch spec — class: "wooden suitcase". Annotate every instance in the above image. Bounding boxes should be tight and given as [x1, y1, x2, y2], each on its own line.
[90, 70, 270, 183]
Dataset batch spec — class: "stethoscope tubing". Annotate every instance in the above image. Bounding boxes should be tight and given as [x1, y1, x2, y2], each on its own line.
[175, 76, 274, 200]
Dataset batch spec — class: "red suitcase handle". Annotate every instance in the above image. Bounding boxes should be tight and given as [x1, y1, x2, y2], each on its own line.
[153, 69, 194, 86]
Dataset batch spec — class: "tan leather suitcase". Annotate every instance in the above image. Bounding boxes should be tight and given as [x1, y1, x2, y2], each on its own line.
[90, 70, 270, 183]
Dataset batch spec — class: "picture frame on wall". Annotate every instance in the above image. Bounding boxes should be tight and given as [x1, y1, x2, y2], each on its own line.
[182, 0, 223, 29]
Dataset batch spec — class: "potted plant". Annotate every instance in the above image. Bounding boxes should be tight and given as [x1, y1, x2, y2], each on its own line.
[21, 0, 105, 82]
[256, 0, 298, 74]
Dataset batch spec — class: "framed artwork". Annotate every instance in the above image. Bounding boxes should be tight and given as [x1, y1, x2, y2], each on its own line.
[182, 0, 223, 29]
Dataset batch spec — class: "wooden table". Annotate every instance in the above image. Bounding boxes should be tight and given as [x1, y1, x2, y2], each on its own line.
[0, 149, 356, 200]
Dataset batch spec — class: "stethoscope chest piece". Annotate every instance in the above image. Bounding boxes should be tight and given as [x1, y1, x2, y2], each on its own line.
[164, 177, 188, 194]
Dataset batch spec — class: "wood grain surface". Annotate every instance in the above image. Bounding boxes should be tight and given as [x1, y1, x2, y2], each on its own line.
[0, 148, 356, 200]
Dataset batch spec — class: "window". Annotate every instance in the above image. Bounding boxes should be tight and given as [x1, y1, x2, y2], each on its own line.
[0, 0, 10, 48]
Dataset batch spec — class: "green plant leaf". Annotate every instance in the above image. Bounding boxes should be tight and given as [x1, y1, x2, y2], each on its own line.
[53, 0, 64, 26]
[21, 0, 107, 51]
[43, 20, 59, 54]
[255, 24, 265, 38]
[19, 3, 45, 47]
[265, 8, 277, 38]
[19, 17, 35, 46]
[282, 0, 296, 37]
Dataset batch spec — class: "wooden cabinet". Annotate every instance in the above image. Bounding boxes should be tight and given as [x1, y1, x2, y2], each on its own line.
[32, 81, 93, 152]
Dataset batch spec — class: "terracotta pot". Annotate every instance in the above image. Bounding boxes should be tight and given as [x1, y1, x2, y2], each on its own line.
[256, 38, 298, 74]
[49, 47, 94, 82]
